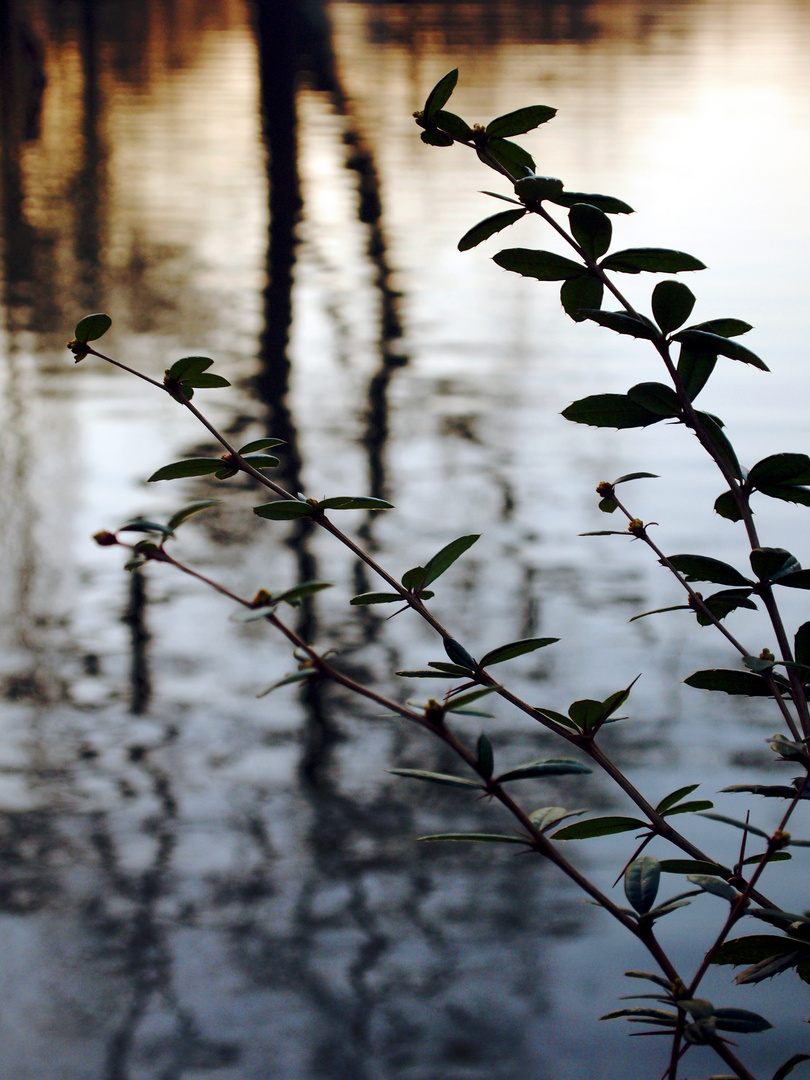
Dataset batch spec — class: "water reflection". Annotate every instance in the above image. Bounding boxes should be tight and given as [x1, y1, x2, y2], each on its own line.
[2, 0, 810, 1077]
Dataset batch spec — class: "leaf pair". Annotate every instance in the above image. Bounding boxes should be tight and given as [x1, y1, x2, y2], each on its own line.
[163, 356, 230, 401]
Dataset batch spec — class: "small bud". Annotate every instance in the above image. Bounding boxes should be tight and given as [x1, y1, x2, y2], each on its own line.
[67, 339, 89, 362]
[596, 481, 614, 499]
[773, 829, 791, 850]
[759, 647, 775, 662]
[627, 518, 645, 536]
[425, 698, 445, 724]
[93, 530, 119, 547]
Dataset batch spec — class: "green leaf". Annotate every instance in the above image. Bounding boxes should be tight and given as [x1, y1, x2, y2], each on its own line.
[600, 1008, 677, 1024]
[698, 589, 757, 624]
[317, 496, 394, 510]
[696, 411, 743, 480]
[773, 1054, 810, 1080]
[560, 273, 604, 322]
[601, 248, 706, 274]
[242, 454, 280, 470]
[493, 247, 584, 281]
[394, 670, 462, 679]
[662, 798, 713, 816]
[684, 669, 773, 696]
[713, 1008, 772, 1034]
[673, 330, 768, 371]
[273, 581, 333, 606]
[625, 856, 661, 914]
[532, 706, 579, 729]
[350, 592, 403, 606]
[750, 547, 800, 581]
[165, 500, 217, 531]
[715, 489, 743, 522]
[446, 687, 500, 711]
[569, 202, 612, 259]
[389, 768, 481, 789]
[183, 373, 230, 389]
[664, 555, 751, 586]
[624, 971, 673, 991]
[651, 280, 695, 334]
[428, 662, 475, 676]
[253, 500, 314, 520]
[238, 438, 285, 454]
[714, 934, 806, 966]
[148, 458, 223, 482]
[562, 393, 660, 429]
[417, 832, 527, 845]
[167, 355, 214, 381]
[457, 209, 527, 252]
[748, 453, 810, 487]
[687, 874, 739, 901]
[548, 190, 634, 214]
[75, 312, 112, 342]
[656, 784, 701, 814]
[482, 137, 536, 176]
[699, 812, 770, 839]
[423, 69, 458, 120]
[722, 783, 802, 799]
[476, 733, 494, 780]
[479, 637, 559, 667]
[660, 859, 730, 877]
[401, 566, 427, 591]
[422, 534, 480, 587]
[529, 807, 585, 832]
[578, 309, 659, 340]
[676, 343, 717, 401]
[443, 638, 476, 670]
[614, 472, 659, 485]
[255, 668, 318, 697]
[486, 105, 557, 137]
[495, 758, 592, 783]
[118, 518, 173, 536]
[627, 381, 682, 417]
[433, 109, 473, 140]
[553, 816, 646, 840]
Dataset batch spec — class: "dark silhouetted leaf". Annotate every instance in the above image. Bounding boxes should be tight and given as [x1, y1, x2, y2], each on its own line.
[673, 329, 768, 371]
[757, 483, 810, 508]
[665, 555, 751, 586]
[687, 875, 738, 901]
[167, 355, 213, 380]
[560, 274, 604, 321]
[795, 622, 810, 668]
[627, 381, 682, 417]
[458, 210, 527, 251]
[513, 175, 565, 203]
[253, 500, 314, 520]
[699, 589, 756, 624]
[486, 105, 557, 137]
[749, 453, 810, 487]
[317, 496, 394, 510]
[242, 454, 280, 470]
[274, 581, 333, 605]
[700, 812, 770, 838]
[423, 69, 458, 119]
[443, 638, 477, 670]
[689, 317, 753, 337]
[165, 500, 217, 531]
[548, 190, 634, 214]
[713, 1008, 772, 1034]
[476, 734, 494, 780]
[569, 202, 612, 259]
[750, 547, 800, 581]
[601, 248, 706, 274]
[493, 247, 584, 280]
[238, 438, 285, 454]
[422, 534, 480, 586]
[614, 472, 659, 485]
[685, 669, 773, 696]
[660, 859, 730, 877]
[479, 637, 559, 667]
[529, 807, 585, 832]
[75, 312, 112, 342]
[417, 832, 527, 845]
[434, 109, 473, 139]
[256, 669, 318, 697]
[148, 458, 222, 482]
[579, 309, 659, 339]
[676, 343, 717, 401]
[652, 280, 695, 333]
[480, 138, 536, 176]
[350, 592, 403, 606]
[447, 687, 499, 711]
[428, 662, 475, 675]
[715, 489, 743, 521]
[696, 411, 742, 479]
[421, 129, 454, 147]
[183, 373, 230, 389]
[773, 1054, 810, 1080]
[562, 393, 660, 428]
[656, 783, 700, 814]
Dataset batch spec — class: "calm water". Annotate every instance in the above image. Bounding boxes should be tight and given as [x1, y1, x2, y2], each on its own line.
[1, 2, 810, 1077]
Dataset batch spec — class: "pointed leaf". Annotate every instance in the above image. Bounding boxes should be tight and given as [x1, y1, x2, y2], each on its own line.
[148, 458, 223, 482]
[182, 373, 230, 389]
[687, 875, 739, 901]
[750, 547, 800, 581]
[165, 500, 217, 531]
[238, 438, 285, 454]
[256, 668, 318, 697]
[655, 784, 700, 814]
[350, 592, 403, 606]
[553, 816, 646, 840]
[579, 309, 659, 340]
[562, 393, 660, 429]
[434, 109, 473, 139]
[482, 137, 535, 176]
[273, 581, 333, 605]
[479, 637, 559, 667]
[417, 832, 526, 845]
[748, 453, 810, 487]
[446, 687, 500, 711]
[167, 356, 214, 380]
[428, 662, 475, 676]
[699, 813, 770, 839]
[601, 248, 706, 274]
[677, 343, 717, 401]
[624, 971, 673, 990]
[254, 500, 314, 520]
[458, 209, 526, 252]
[389, 769, 481, 790]
[664, 555, 751, 586]
[242, 454, 280, 470]
[495, 759, 592, 783]
[443, 638, 476, 670]
[423, 69, 458, 119]
[529, 807, 585, 832]
[486, 105, 557, 137]
[661, 799, 714, 816]
[774, 569, 810, 589]
[673, 329, 768, 371]
[317, 496, 394, 510]
[773, 1054, 810, 1080]
[689, 318, 753, 338]
[75, 312, 112, 342]
[757, 484, 810, 508]
[660, 859, 729, 877]
[698, 588, 757, 625]
[475, 733, 494, 780]
[715, 489, 743, 522]
[422, 534, 480, 586]
[625, 856, 661, 914]
[394, 670, 463, 679]
[695, 411, 743, 480]
[684, 669, 773, 696]
[613, 472, 660, 485]
[713, 1008, 772, 1034]
[549, 190, 634, 214]
[569, 202, 612, 259]
[493, 247, 584, 281]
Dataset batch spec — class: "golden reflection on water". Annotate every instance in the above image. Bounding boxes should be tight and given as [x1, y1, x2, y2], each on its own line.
[1, 2, 810, 1078]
